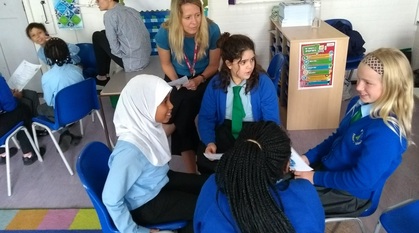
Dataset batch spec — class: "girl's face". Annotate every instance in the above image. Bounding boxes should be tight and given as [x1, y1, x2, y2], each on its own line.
[96, 0, 115, 11]
[227, 49, 255, 83]
[181, 3, 201, 36]
[155, 94, 173, 123]
[356, 63, 383, 103]
[29, 28, 48, 46]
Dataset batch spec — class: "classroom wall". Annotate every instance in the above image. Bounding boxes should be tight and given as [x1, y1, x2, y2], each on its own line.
[209, 0, 419, 69]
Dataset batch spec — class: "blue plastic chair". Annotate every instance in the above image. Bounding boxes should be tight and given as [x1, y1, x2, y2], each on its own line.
[0, 121, 42, 196]
[267, 52, 285, 95]
[373, 199, 419, 233]
[76, 142, 188, 233]
[76, 43, 98, 79]
[32, 78, 105, 176]
[325, 182, 385, 233]
[325, 19, 364, 80]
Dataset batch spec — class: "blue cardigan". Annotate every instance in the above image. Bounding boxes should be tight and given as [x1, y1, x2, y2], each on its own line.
[198, 73, 280, 145]
[194, 175, 325, 233]
[307, 97, 407, 199]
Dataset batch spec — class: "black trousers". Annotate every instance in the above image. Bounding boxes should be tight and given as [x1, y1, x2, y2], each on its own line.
[19, 89, 40, 117]
[0, 103, 34, 154]
[316, 186, 371, 217]
[92, 30, 124, 76]
[165, 74, 209, 155]
[130, 170, 209, 233]
[196, 120, 254, 174]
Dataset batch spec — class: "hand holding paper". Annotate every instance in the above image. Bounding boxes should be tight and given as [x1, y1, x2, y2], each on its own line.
[7, 60, 41, 91]
[167, 76, 188, 87]
[290, 147, 313, 171]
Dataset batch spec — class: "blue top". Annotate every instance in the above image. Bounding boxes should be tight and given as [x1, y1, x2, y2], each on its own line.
[102, 141, 169, 233]
[41, 64, 84, 107]
[306, 96, 407, 199]
[37, 43, 81, 65]
[155, 22, 221, 76]
[198, 73, 280, 146]
[0, 76, 17, 114]
[194, 175, 325, 233]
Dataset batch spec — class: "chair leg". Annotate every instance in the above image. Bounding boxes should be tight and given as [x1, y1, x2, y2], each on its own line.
[5, 139, 12, 196]
[32, 123, 74, 175]
[373, 221, 382, 233]
[355, 218, 366, 233]
[31, 124, 40, 151]
[95, 110, 114, 148]
[11, 136, 20, 150]
[22, 127, 43, 162]
[79, 119, 84, 136]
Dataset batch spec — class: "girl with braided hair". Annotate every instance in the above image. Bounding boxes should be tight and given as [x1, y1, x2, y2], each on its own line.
[37, 37, 84, 152]
[194, 121, 325, 233]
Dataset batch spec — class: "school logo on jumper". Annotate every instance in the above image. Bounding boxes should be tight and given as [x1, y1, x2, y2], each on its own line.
[352, 129, 364, 145]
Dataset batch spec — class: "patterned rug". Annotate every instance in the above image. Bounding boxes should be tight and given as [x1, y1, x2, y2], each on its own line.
[0, 209, 100, 231]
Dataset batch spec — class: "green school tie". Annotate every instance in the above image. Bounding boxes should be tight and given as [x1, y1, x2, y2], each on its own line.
[350, 107, 362, 124]
[232, 86, 246, 139]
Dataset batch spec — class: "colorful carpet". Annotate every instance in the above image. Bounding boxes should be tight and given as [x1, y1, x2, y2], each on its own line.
[0, 209, 101, 231]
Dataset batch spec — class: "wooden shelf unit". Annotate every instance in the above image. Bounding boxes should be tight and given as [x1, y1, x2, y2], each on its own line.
[270, 19, 349, 130]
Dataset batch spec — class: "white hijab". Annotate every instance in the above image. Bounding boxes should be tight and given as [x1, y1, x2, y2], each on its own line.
[113, 74, 172, 166]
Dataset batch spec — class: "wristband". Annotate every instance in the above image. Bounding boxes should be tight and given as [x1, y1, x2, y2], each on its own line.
[198, 74, 207, 83]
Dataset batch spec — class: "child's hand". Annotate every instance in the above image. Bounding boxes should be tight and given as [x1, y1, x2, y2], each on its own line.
[301, 155, 310, 165]
[205, 143, 217, 154]
[11, 89, 22, 99]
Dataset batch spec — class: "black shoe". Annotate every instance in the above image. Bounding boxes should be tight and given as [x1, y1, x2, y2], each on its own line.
[95, 76, 110, 86]
[70, 133, 83, 146]
[23, 147, 46, 166]
[36, 129, 48, 137]
[0, 147, 18, 165]
[58, 131, 72, 153]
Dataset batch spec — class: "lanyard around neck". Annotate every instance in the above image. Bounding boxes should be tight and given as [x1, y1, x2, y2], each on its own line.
[184, 42, 198, 76]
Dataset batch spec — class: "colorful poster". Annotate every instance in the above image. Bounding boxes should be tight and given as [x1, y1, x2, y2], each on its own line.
[53, 0, 83, 29]
[299, 41, 336, 89]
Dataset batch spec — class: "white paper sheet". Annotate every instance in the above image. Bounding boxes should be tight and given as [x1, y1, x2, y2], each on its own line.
[290, 147, 313, 171]
[167, 76, 188, 87]
[7, 60, 41, 91]
[204, 153, 223, 161]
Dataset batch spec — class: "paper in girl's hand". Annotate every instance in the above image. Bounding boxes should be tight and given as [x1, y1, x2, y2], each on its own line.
[290, 147, 313, 171]
[204, 153, 223, 161]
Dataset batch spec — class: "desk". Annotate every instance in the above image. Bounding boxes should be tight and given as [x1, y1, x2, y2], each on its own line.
[100, 56, 164, 147]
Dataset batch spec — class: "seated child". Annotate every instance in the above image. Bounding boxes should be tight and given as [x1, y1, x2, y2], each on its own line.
[25, 22, 80, 66]
[37, 37, 84, 152]
[294, 48, 415, 217]
[194, 121, 325, 233]
[103, 74, 208, 233]
[197, 33, 280, 174]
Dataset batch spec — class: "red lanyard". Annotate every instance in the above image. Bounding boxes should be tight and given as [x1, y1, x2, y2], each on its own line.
[184, 43, 198, 76]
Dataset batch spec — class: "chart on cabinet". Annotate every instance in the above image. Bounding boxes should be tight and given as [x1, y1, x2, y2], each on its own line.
[299, 41, 336, 89]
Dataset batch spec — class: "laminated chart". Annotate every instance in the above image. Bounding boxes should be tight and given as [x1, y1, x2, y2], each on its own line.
[299, 41, 335, 89]
[54, 0, 83, 29]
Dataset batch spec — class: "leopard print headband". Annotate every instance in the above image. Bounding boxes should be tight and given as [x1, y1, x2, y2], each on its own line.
[362, 55, 384, 75]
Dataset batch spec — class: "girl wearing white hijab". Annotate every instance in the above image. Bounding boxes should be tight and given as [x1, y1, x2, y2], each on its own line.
[103, 75, 207, 233]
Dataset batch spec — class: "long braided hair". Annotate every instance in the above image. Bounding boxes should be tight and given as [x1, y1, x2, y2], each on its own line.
[215, 121, 295, 233]
[44, 37, 72, 66]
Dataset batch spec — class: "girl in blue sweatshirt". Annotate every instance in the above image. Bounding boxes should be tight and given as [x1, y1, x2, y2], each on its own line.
[194, 121, 325, 233]
[294, 48, 415, 217]
[197, 33, 280, 174]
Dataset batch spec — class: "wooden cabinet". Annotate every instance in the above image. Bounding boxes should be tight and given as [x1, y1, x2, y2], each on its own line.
[270, 19, 349, 130]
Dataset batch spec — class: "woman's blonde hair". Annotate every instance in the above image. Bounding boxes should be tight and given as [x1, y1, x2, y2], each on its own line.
[363, 48, 414, 144]
[162, 0, 211, 64]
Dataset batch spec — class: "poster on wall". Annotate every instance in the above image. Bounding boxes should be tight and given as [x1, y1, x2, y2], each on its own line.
[53, 0, 83, 29]
[299, 41, 336, 89]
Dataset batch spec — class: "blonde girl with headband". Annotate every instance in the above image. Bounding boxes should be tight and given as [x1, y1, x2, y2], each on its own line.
[194, 121, 325, 233]
[155, 0, 221, 173]
[294, 48, 414, 217]
[102, 75, 208, 233]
